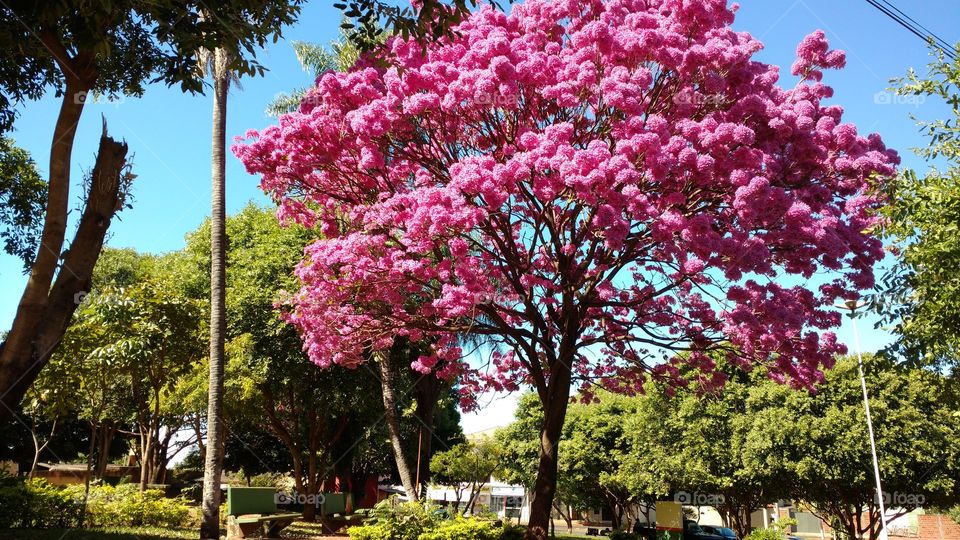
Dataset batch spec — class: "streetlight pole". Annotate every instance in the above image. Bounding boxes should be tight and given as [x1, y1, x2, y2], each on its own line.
[838, 299, 889, 540]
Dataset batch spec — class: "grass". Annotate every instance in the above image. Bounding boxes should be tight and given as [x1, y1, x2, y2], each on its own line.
[0, 521, 343, 540]
[0, 526, 196, 540]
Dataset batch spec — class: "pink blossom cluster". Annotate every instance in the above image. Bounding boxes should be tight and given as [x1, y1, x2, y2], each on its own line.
[234, 0, 898, 404]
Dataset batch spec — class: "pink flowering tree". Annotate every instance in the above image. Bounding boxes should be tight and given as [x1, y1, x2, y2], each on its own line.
[235, 0, 897, 535]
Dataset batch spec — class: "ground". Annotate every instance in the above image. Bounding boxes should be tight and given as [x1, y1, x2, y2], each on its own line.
[0, 522, 348, 540]
[0, 521, 599, 540]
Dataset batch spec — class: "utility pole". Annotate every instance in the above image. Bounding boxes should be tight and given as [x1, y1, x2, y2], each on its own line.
[837, 299, 889, 540]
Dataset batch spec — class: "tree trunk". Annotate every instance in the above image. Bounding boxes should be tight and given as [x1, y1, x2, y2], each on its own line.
[200, 47, 229, 540]
[94, 422, 115, 479]
[525, 350, 573, 540]
[0, 106, 129, 419]
[412, 371, 442, 490]
[378, 347, 418, 500]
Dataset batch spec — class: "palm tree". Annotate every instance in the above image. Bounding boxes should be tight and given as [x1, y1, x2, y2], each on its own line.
[199, 44, 236, 540]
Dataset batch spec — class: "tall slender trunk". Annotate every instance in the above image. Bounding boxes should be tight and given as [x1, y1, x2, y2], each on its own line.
[200, 47, 229, 540]
[378, 348, 418, 500]
[525, 347, 574, 540]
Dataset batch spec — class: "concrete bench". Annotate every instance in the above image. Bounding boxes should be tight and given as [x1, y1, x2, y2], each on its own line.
[226, 486, 302, 539]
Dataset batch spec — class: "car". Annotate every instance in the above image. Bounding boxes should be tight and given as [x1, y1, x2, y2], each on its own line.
[700, 525, 739, 540]
[684, 520, 728, 540]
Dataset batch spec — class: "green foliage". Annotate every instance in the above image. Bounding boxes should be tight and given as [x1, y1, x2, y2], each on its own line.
[745, 528, 785, 540]
[348, 499, 518, 540]
[0, 137, 45, 269]
[335, 0, 507, 52]
[0, 0, 303, 132]
[0, 476, 82, 529]
[497, 392, 651, 526]
[266, 34, 364, 116]
[745, 518, 797, 540]
[497, 355, 959, 539]
[349, 499, 441, 540]
[948, 505, 960, 525]
[493, 393, 543, 490]
[418, 517, 501, 540]
[873, 47, 960, 369]
[430, 438, 501, 487]
[64, 484, 191, 528]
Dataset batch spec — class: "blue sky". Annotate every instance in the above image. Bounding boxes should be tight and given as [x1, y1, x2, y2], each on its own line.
[1, 1, 957, 431]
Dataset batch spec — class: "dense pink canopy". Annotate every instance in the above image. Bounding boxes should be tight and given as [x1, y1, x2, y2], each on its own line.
[235, 0, 897, 405]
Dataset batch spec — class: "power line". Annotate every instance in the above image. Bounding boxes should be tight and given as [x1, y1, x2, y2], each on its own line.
[864, 0, 957, 61]
[877, 0, 955, 53]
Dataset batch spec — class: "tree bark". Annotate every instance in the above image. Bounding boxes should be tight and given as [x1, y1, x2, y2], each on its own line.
[379, 347, 418, 500]
[200, 47, 229, 540]
[524, 349, 573, 540]
[412, 370, 442, 490]
[0, 108, 129, 418]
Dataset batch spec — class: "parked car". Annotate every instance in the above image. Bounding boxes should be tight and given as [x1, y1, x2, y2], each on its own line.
[684, 520, 728, 540]
[700, 525, 739, 540]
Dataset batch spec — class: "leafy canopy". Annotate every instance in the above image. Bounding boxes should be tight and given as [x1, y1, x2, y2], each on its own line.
[873, 49, 960, 370]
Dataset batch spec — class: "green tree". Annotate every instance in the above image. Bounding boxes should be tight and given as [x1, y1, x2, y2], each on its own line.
[496, 393, 614, 532]
[0, 0, 303, 421]
[873, 48, 960, 371]
[430, 437, 501, 515]
[181, 204, 390, 520]
[622, 365, 798, 538]
[784, 356, 960, 540]
[0, 137, 45, 270]
[559, 394, 645, 531]
[77, 276, 205, 490]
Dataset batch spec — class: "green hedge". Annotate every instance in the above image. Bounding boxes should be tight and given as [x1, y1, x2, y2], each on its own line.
[66, 483, 191, 528]
[0, 476, 83, 528]
[348, 498, 524, 540]
[0, 474, 192, 530]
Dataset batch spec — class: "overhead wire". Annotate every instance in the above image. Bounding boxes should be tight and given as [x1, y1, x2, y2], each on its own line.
[864, 0, 957, 61]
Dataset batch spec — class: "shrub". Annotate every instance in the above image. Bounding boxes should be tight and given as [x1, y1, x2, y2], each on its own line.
[0, 475, 82, 529]
[347, 499, 524, 540]
[948, 505, 960, 526]
[746, 519, 799, 540]
[349, 522, 394, 540]
[419, 517, 501, 540]
[746, 529, 782, 540]
[609, 532, 641, 540]
[63, 482, 192, 528]
[354, 498, 441, 540]
[499, 523, 525, 540]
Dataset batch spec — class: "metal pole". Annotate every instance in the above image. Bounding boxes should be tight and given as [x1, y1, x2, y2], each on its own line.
[842, 300, 889, 540]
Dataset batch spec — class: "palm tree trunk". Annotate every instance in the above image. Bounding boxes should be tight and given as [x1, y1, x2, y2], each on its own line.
[200, 46, 230, 540]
